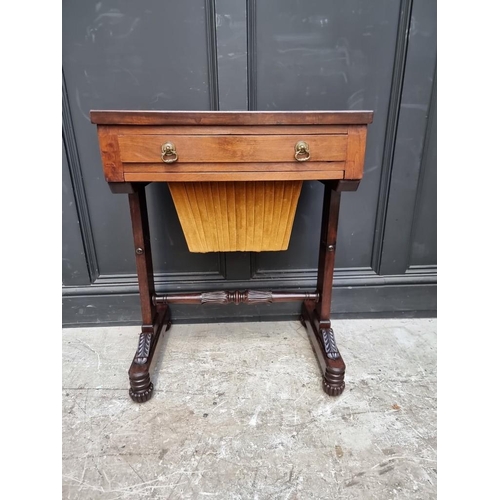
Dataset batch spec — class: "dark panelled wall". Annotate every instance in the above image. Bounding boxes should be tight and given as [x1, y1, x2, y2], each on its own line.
[62, 0, 436, 326]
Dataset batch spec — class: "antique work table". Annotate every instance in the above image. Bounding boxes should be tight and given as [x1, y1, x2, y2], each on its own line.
[90, 110, 373, 402]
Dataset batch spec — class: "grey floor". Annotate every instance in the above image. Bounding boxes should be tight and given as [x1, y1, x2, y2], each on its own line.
[62, 318, 437, 500]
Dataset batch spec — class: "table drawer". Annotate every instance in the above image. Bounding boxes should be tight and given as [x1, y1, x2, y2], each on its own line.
[117, 134, 347, 164]
[94, 118, 368, 182]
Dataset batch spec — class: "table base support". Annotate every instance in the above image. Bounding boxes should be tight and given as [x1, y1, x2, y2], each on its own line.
[128, 307, 171, 403]
[300, 300, 345, 397]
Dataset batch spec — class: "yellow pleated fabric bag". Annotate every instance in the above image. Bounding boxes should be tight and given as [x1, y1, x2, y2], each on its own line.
[168, 180, 302, 252]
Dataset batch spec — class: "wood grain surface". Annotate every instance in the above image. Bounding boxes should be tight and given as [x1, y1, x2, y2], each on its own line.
[90, 110, 374, 126]
[117, 134, 347, 163]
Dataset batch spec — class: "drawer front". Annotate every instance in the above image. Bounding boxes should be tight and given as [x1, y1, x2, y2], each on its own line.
[96, 123, 367, 182]
[117, 134, 347, 164]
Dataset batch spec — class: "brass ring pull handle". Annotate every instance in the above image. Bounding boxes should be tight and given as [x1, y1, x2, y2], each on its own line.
[161, 142, 178, 163]
[295, 141, 310, 162]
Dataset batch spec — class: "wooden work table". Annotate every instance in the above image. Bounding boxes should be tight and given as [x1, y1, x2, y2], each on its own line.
[91, 110, 374, 402]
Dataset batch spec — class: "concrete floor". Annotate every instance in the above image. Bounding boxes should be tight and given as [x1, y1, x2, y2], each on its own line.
[62, 318, 437, 500]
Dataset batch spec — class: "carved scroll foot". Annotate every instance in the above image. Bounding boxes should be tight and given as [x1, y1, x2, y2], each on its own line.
[301, 300, 346, 397]
[128, 307, 170, 403]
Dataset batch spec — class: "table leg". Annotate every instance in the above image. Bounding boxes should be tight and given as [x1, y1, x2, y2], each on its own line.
[301, 181, 350, 396]
[127, 185, 171, 402]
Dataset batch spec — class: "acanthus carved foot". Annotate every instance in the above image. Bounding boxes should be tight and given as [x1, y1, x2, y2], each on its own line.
[134, 332, 152, 365]
[320, 327, 340, 360]
[128, 309, 170, 403]
[301, 301, 346, 397]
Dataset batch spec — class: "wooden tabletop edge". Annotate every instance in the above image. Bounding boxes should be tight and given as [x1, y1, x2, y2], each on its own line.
[89, 110, 374, 125]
